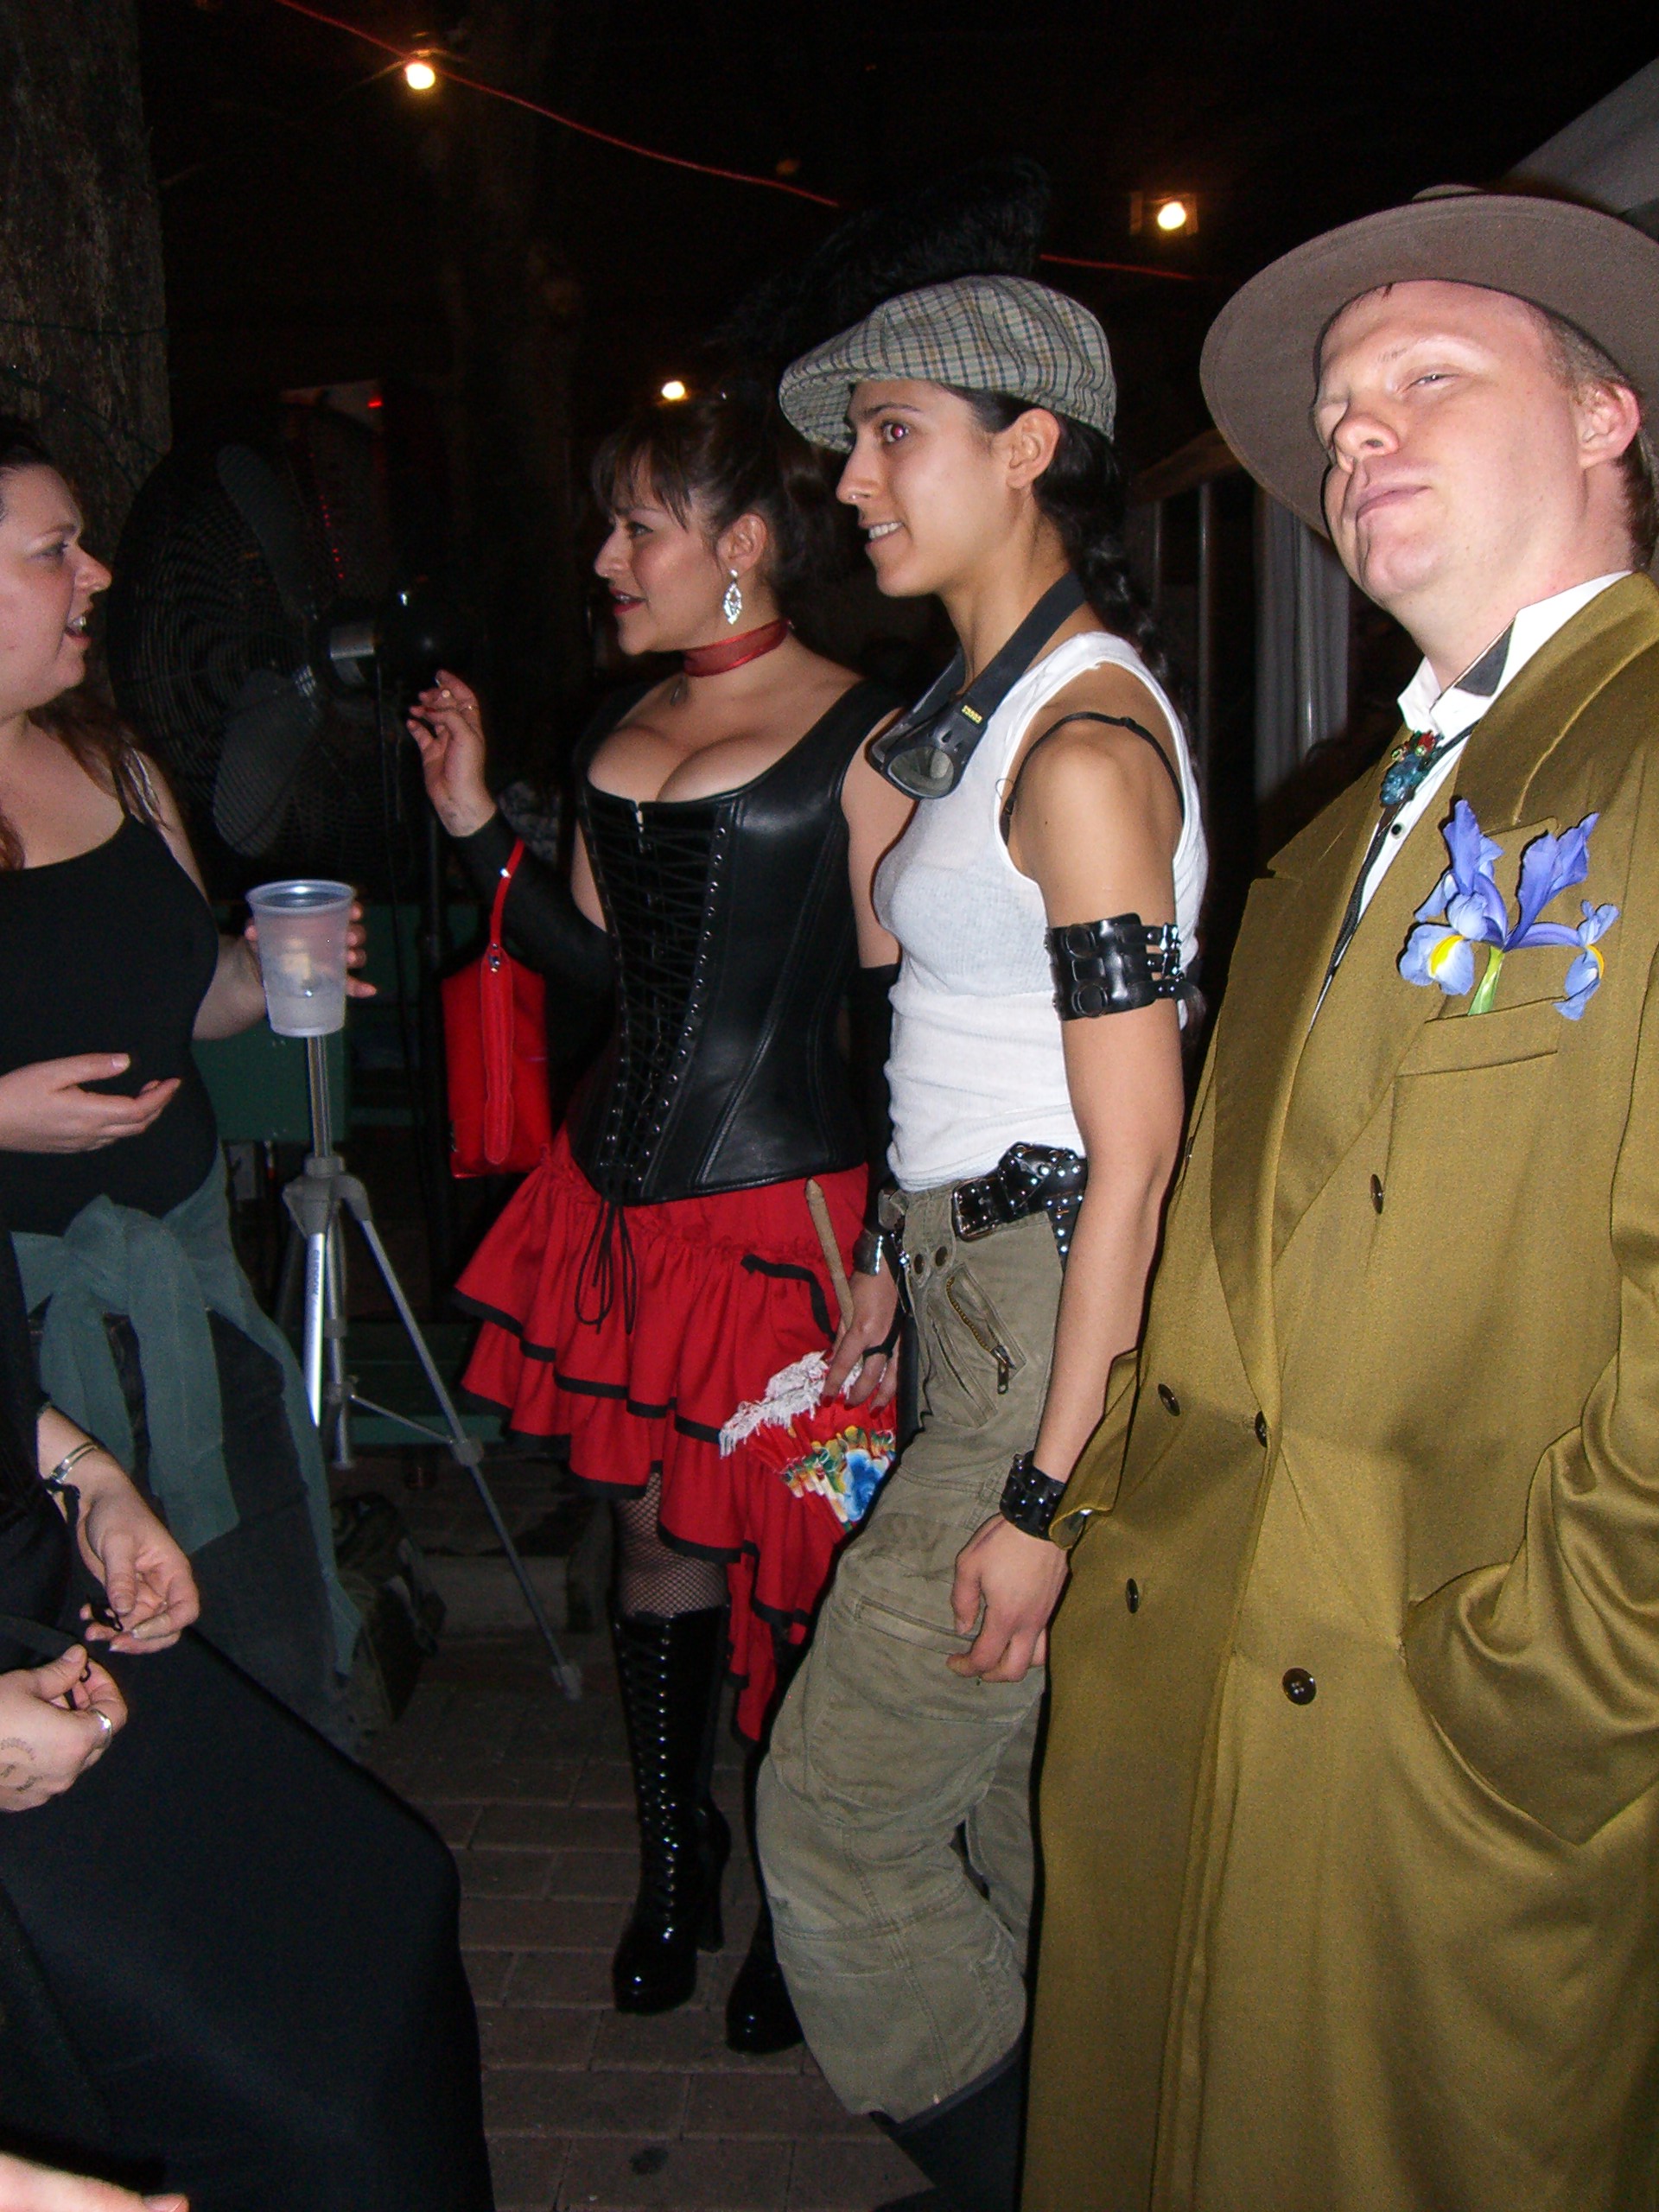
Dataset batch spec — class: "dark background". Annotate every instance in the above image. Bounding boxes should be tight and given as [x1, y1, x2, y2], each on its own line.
[141, 3, 1656, 456]
[92, 3, 1659, 791]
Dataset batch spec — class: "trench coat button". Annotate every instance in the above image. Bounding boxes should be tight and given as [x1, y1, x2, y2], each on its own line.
[1370, 1173, 1384, 1213]
[935, 1247, 950, 1268]
[1282, 1668, 1317, 1705]
[1158, 1383, 1180, 1415]
[1255, 1411, 1268, 1447]
[1126, 1578, 1140, 1613]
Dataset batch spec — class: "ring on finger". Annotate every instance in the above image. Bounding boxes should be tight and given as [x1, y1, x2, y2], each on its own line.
[91, 1710, 113, 1741]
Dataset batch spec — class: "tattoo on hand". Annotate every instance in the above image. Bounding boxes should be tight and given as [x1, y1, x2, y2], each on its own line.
[0, 1737, 40, 1791]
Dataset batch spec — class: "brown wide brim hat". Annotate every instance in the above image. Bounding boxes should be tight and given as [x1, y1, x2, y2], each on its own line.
[1200, 187, 1659, 534]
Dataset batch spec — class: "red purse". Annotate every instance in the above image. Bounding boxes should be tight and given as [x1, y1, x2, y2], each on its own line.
[441, 838, 554, 1177]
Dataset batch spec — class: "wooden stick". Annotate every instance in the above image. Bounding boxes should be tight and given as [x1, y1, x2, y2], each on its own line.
[804, 1178, 855, 1329]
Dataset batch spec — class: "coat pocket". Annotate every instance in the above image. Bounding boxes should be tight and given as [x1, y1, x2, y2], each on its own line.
[1397, 994, 1565, 1077]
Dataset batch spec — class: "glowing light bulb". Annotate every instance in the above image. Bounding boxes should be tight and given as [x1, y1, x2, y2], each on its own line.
[404, 58, 437, 92]
[1155, 198, 1189, 233]
[660, 380, 688, 403]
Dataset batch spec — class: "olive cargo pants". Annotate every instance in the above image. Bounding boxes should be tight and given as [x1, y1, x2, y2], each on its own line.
[757, 1187, 1062, 2121]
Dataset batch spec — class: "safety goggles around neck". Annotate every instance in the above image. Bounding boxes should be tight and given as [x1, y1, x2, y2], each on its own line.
[868, 570, 1088, 801]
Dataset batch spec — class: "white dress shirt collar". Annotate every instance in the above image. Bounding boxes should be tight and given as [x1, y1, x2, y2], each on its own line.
[1396, 573, 1630, 744]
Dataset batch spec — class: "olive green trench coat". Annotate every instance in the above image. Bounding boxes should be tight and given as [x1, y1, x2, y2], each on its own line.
[1027, 575, 1659, 2212]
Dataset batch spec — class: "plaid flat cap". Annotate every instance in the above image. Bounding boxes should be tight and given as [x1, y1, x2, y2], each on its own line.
[779, 275, 1116, 450]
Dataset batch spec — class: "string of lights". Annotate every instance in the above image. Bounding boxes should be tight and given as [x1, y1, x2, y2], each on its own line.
[264, 0, 1201, 282]
[267, 0, 841, 207]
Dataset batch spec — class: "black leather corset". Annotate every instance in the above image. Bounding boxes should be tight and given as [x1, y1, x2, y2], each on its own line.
[567, 679, 891, 1205]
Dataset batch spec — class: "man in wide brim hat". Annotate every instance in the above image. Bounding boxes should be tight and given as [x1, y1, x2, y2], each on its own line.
[1201, 183, 1659, 537]
[1025, 187, 1659, 2211]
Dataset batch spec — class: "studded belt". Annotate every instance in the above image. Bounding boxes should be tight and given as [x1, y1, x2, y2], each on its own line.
[882, 1143, 1087, 1263]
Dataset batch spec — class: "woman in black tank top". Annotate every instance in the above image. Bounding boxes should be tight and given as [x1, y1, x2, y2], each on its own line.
[0, 416, 366, 1749]
[0, 817, 220, 1234]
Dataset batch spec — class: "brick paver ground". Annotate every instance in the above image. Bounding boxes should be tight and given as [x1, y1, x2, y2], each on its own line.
[364, 1576, 922, 2210]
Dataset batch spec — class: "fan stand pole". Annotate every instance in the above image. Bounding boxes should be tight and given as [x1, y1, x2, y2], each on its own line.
[283, 1036, 582, 1700]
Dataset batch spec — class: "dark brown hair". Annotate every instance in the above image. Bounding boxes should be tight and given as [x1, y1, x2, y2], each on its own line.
[590, 393, 843, 620]
[951, 389, 1179, 696]
[0, 416, 162, 870]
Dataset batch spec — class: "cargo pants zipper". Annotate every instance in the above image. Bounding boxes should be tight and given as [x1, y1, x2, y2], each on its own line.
[944, 1277, 1014, 1395]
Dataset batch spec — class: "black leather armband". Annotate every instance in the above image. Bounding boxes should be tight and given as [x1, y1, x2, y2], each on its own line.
[452, 811, 614, 1001]
[1046, 915, 1183, 1020]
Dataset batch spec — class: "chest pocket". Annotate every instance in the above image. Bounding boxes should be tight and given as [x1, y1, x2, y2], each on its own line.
[1395, 994, 1565, 1077]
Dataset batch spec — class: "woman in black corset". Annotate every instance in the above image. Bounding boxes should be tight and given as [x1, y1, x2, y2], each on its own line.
[0, 416, 367, 1746]
[411, 392, 909, 2050]
[0, 1204, 491, 2212]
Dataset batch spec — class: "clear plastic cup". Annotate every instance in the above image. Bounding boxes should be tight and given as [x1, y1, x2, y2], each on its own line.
[246, 880, 354, 1038]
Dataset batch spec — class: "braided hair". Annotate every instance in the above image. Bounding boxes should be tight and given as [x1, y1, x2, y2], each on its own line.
[951, 390, 1177, 699]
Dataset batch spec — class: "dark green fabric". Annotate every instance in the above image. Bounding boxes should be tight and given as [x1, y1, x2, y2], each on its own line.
[12, 1160, 357, 1669]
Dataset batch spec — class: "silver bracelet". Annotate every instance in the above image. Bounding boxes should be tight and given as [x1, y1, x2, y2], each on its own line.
[43, 1439, 101, 1492]
[851, 1226, 896, 1279]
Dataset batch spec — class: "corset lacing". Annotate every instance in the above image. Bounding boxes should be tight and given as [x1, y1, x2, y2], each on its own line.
[576, 798, 726, 1314]
[574, 1198, 639, 1331]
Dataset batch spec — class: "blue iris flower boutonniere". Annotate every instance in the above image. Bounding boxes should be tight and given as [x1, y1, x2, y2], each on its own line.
[1400, 798, 1618, 1020]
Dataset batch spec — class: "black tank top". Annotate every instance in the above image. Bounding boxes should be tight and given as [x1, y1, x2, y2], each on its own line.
[566, 678, 896, 1204]
[0, 817, 221, 1235]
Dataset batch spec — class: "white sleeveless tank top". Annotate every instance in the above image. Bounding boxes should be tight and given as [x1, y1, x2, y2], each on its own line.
[873, 630, 1207, 1192]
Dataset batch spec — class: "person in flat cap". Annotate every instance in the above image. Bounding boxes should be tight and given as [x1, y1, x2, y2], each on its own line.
[758, 274, 1206, 2209]
[1024, 187, 1659, 2211]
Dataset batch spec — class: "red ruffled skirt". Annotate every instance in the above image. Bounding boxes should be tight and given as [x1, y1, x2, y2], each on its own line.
[457, 1128, 867, 1737]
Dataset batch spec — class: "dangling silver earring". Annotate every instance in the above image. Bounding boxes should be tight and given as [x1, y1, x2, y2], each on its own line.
[722, 569, 743, 626]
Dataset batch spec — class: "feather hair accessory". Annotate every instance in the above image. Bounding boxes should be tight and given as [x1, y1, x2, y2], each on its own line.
[709, 156, 1053, 397]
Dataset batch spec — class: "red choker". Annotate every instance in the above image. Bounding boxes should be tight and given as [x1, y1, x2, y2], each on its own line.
[682, 619, 791, 678]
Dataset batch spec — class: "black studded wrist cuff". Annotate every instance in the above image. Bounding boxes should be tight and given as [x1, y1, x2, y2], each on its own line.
[999, 1452, 1068, 1539]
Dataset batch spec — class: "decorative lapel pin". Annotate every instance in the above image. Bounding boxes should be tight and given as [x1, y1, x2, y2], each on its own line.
[1399, 798, 1618, 1020]
[1379, 728, 1453, 808]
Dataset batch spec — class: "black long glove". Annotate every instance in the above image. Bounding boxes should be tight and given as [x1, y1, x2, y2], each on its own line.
[450, 811, 614, 1001]
[849, 961, 899, 1224]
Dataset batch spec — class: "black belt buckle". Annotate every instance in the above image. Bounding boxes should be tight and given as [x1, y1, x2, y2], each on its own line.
[950, 1179, 1002, 1243]
[950, 1143, 1087, 1261]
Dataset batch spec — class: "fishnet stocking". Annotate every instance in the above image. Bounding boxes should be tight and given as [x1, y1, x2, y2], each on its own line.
[613, 1472, 728, 1618]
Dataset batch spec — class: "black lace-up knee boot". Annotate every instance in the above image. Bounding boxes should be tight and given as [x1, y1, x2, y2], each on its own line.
[610, 1605, 732, 2014]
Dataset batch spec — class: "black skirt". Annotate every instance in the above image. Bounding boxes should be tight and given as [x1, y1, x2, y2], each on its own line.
[0, 1611, 493, 2211]
[0, 1226, 491, 2209]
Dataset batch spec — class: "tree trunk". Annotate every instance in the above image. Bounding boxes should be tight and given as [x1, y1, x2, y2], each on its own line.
[0, 0, 169, 557]
[429, 1, 586, 774]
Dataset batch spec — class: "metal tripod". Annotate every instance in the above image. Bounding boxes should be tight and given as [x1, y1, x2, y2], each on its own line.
[283, 1035, 581, 1700]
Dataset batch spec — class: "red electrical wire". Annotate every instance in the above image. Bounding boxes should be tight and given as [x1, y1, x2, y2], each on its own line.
[266, 0, 1201, 281]
[1041, 251, 1197, 282]
[268, 0, 840, 206]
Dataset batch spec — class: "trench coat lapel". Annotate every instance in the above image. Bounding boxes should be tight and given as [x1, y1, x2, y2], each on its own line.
[1266, 575, 1659, 1271]
[1268, 787, 1447, 1257]
[1207, 576, 1659, 1418]
[1209, 779, 1374, 1422]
